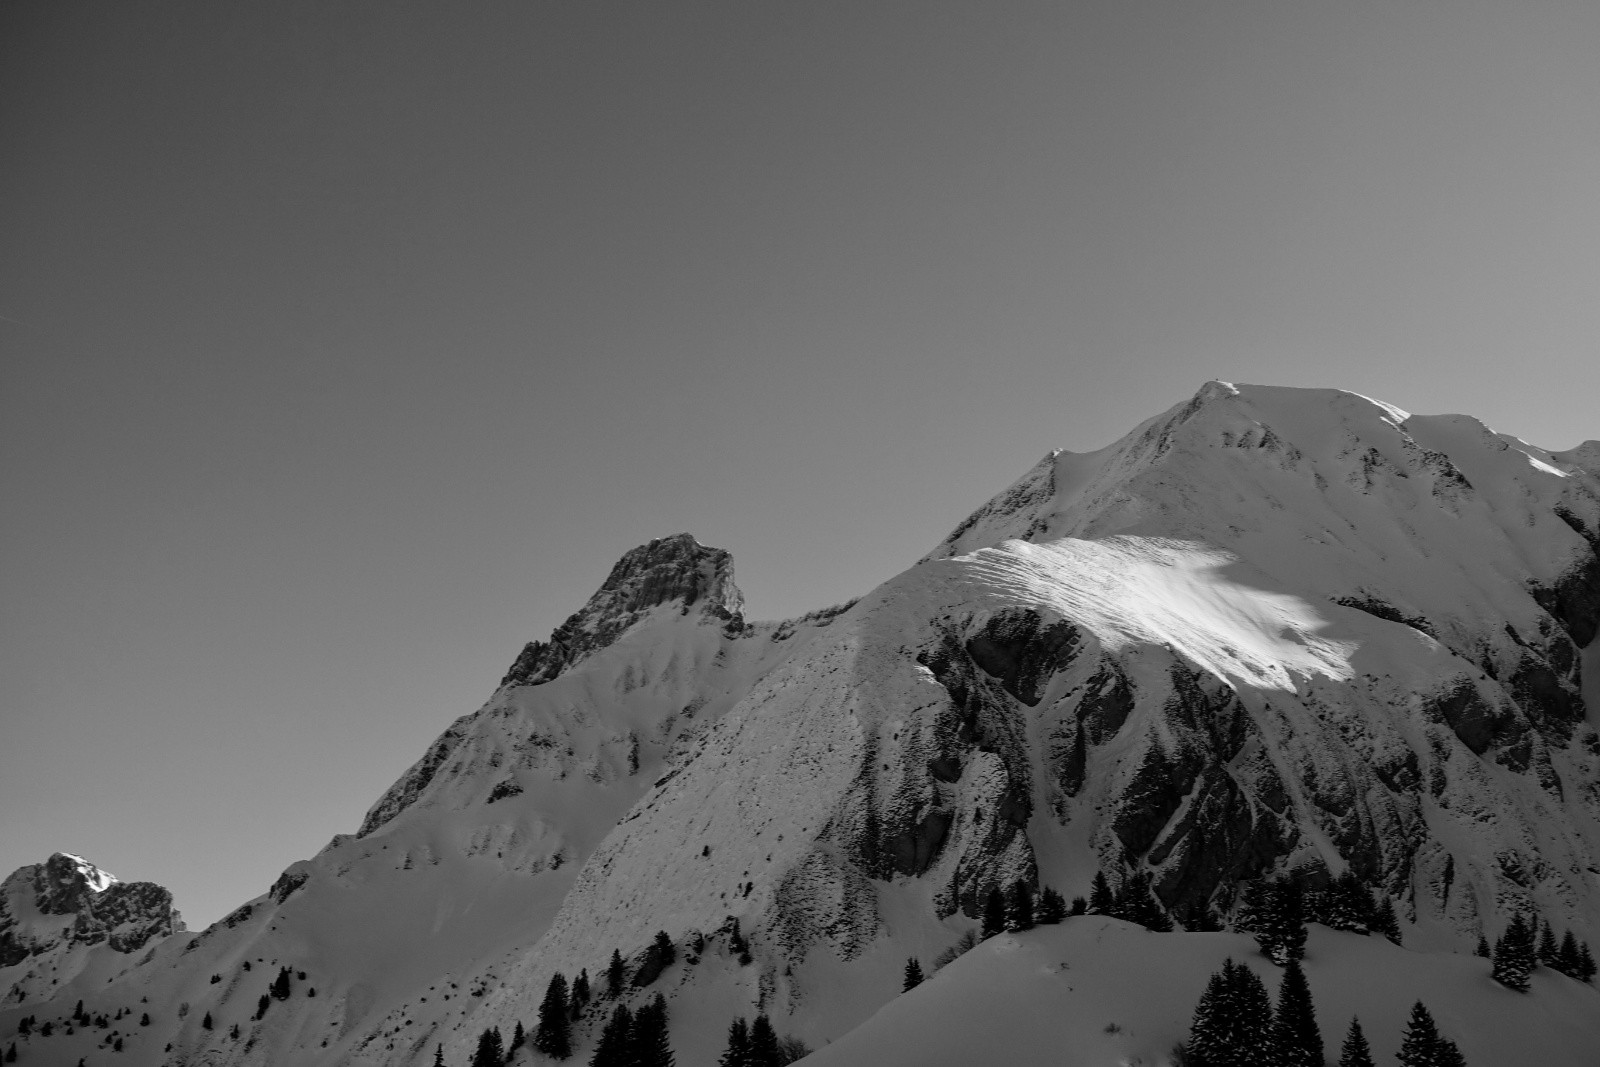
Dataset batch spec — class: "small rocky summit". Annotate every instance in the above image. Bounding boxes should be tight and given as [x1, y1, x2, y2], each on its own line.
[500, 532, 744, 687]
[0, 852, 182, 967]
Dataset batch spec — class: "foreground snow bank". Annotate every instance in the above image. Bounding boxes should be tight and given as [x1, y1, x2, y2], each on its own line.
[804, 918, 1600, 1067]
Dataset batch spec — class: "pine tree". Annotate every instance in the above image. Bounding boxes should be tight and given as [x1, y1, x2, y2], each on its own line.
[1577, 940, 1596, 982]
[511, 1020, 525, 1051]
[748, 1014, 781, 1067]
[472, 1026, 505, 1067]
[634, 932, 677, 987]
[1474, 935, 1491, 959]
[629, 993, 674, 1067]
[1554, 931, 1580, 978]
[1006, 880, 1036, 931]
[141, 1012, 150, 1026]
[4, 1042, 14, 1063]
[1068, 895, 1087, 916]
[589, 1006, 632, 1067]
[533, 971, 572, 1059]
[1088, 871, 1114, 915]
[1492, 913, 1534, 991]
[272, 965, 291, 1000]
[718, 1017, 750, 1067]
[1396, 1002, 1444, 1067]
[1537, 922, 1559, 966]
[1372, 896, 1401, 944]
[1274, 957, 1322, 1067]
[981, 887, 1008, 938]
[902, 957, 924, 991]
[433, 1045, 445, 1067]
[257, 993, 271, 1019]
[202, 1011, 213, 1030]
[570, 969, 591, 1017]
[605, 949, 628, 997]
[1185, 958, 1278, 1066]
[1035, 887, 1067, 925]
[1321, 872, 1372, 933]
[1337, 1017, 1374, 1067]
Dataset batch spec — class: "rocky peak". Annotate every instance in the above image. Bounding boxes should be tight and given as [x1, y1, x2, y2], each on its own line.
[501, 533, 744, 688]
[32, 852, 117, 914]
[1, 854, 182, 970]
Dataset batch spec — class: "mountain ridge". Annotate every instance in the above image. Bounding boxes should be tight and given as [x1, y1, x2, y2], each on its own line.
[5, 381, 1598, 1066]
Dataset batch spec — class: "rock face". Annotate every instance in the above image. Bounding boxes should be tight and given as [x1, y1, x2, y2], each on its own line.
[5, 383, 1598, 1067]
[499, 533, 744, 689]
[0, 853, 181, 968]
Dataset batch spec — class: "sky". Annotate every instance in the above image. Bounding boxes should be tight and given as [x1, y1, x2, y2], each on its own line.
[3, 1, 1598, 929]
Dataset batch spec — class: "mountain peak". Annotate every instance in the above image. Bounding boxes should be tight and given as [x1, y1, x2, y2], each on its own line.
[500, 533, 743, 688]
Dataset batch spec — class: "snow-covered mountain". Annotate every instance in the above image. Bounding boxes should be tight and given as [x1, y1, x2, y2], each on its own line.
[5, 382, 1598, 1066]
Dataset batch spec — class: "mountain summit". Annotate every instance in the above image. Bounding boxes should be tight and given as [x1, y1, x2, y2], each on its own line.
[5, 383, 1597, 1066]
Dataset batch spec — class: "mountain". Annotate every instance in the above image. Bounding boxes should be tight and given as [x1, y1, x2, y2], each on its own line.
[1, 853, 182, 1004]
[3, 382, 1598, 1066]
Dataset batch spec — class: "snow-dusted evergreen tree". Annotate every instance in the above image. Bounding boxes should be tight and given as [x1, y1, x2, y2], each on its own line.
[1006, 880, 1035, 931]
[1474, 935, 1491, 959]
[1537, 922, 1559, 966]
[1316, 871, 1373, 933]
[1492, 914, 1535, 991]
[1337, 1017, 1374, 1067]
[1274, 957, 1322, 1067]
[533, 971, 572, 1059]
[471, 1026, 504, 1067]
[1117, 871, 1173, 931]
[1088, 871, 1114, 915]
[1396, 1001, 1464, 1067]
[628, 994, 673, 1067]
[1372, 896, 1402, 944]
[590, 1005, 632, 1067]
[981, 887, 1008, 938]
[1186, 957, 1279, 1066]
[605, 949, 628, 997]
[902, 957, 924, 991]
[633, 931, 677, 987]
[1035, 886, 1067, 924]
[748, 1013, 782, 1067]
[719, 1017, 750, 1067]
[570, 969, 591, 1018]
[433, 1045, 445, 1067]
[1239, 878, 1305, 963]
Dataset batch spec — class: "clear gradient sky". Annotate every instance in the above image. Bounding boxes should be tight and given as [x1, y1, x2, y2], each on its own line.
[3, 2, 1598, 928]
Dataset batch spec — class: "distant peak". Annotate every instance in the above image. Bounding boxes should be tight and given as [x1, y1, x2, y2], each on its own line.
[500, 534, 744, 688]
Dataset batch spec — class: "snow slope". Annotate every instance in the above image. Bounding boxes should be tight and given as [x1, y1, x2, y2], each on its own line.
[805, 918, 1600, 1067]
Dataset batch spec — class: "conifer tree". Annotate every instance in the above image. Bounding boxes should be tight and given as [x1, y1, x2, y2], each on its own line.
[1537, 922, 1559, 966]
[629, 993, 674, 1067]
[1088, 871, 1114, 915]
[4, 1042, 13, 1063]
[981, 887, 1008, 938]
[511, 1020, 526, 1050]
[1492, 913, 1534, 991]
[605, 949, 628, 997]
[748, 1013, 781, 1067]
[1372, 896, 1401, 944]
[1577, 940, 1596, 982]
[1337, 1017, 1374, 1067]
[1396, 1002, 1445, 1067]
[1274, 957, 1322, 1067]
[272, 966, 292, 1000]
[902, 957, 924, 991]
[718, 1017, 750, 1067]
[570, 969, 591, 1017]
[1321, 871, 1373, 933]
[1185, 957, 1279, 1066]
[433, 1045, 445, 1067]
[589, 1005, 632, 1067]
[1068, 895, 1087, 916]
[1554, 931, 1580, 978]
[472, 1026, 505, 1067]
[634, 932, 678, 987]
[534, 971, 572, 1059]
[202, 1011, 213, 1030]
[1007, 880, 1035, 931]
[1474, 935, 1490, 959]
[1035, 887, 1067, 925]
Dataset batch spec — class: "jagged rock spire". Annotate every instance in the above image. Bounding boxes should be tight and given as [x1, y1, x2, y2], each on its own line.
[502, 533, 743, 688]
